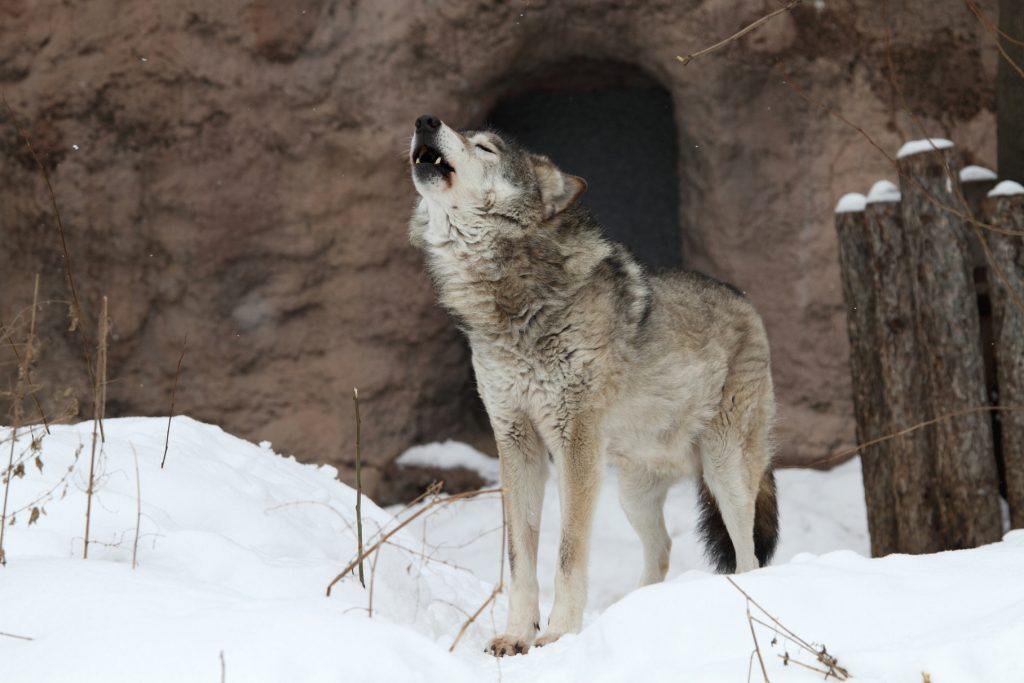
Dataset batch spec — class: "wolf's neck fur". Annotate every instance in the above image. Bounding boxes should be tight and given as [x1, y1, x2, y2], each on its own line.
[411, 201, 614, 341]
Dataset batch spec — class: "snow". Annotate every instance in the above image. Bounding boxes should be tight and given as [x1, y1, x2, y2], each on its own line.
[2, 418, 1024, 682]
[988, 180, 1024, 198]
[959, 165, 997, 183]
[866, 179, 900, 204]
[896, 138, 954, 159]
[834, 192, 866, 214]
[395, 440, 500, 483]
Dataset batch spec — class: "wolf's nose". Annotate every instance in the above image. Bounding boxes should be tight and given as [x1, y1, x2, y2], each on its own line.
[416, 115, 441, 132]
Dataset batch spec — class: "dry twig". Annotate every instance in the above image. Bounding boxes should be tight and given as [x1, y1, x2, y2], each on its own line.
[449, 487, 507, 652]
[353, 387, 365, 588]
[0, 276, 41, 565]
[677, 0, 803, 66]
[727, 577, 850, 680]
[131, 444, 141, 570]
[325, 486, 501, 596]
[0, 93, 99, 438]
[161, 336, 187, 469]
[83, 296, 108, 559]
[0, 630, 34, 641]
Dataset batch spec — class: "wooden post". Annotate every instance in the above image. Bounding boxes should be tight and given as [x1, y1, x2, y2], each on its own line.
[898, 142, 1002, 549]
[834, 193, 897, 556]
[863, 184, 942, 554]
[985, 182, 1024, 529]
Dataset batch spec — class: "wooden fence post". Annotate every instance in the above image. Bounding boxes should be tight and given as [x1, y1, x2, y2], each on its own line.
[985, 180, 1024, 529]
[834, 193, 897, 555]
[863, 181, 943, 554]
[898, 140, 1002, 549]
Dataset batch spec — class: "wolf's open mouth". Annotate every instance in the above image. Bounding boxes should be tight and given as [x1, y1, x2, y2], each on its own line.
[413, 144, 455, 175]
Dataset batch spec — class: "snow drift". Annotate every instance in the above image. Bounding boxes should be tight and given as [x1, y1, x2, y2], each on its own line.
[1, 418, 1023, 682]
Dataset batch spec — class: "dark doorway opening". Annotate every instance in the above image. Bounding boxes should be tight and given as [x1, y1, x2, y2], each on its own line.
[486, 62, 682, 269]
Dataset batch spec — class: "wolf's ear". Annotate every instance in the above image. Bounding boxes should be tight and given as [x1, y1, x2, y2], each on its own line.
[530, 155, 587, 219]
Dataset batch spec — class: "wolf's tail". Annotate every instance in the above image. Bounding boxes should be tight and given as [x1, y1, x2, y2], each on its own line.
[696, 469, 779, 573]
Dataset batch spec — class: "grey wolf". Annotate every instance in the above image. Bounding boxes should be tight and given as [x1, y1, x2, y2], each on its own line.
[407, 114, 779, 656]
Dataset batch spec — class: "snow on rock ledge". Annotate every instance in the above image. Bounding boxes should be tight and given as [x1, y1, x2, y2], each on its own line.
[866, 179, 900, 204]
[835, 192, 866, 214]
[988, 180, 1024, 198]
[960, 165, 997, 183]
[396, 440, 500, 483]
[896, 138, 954, 159]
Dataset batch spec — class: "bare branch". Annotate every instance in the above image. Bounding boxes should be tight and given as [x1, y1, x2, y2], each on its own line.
[677, 0, 803, 66]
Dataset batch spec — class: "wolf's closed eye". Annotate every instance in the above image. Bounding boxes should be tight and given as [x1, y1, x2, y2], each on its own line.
[475, 143, 497, 155]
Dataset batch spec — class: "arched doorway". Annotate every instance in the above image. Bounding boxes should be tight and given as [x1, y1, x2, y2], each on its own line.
[486, 61, 682, 269]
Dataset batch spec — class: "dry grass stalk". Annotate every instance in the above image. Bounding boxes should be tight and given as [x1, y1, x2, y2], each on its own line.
[326, 485, 502, 596]
[811, 404, 1024, 468]
[0, 93, 99, 416]
[160, 336, 187, 469]
[366, 544, 382, 618]
[353, 387, 365, 588]
[0, 279, 49, 434]
[449, 487, 507, 652]
[0, 276, 41, 566]
[745, 600, 770, 682]
[727, 577, 850, 680]
[83, 296, 108, 559]
[676, 0, 802, 66]
[0, 630, 34, 641]
[131, 444, 141, 570]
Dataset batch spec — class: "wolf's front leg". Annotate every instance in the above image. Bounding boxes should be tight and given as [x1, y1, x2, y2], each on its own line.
[486, 419, 549, 657]
[536, 415, 602, 647]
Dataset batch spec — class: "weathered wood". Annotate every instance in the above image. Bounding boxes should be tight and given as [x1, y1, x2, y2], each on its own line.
[834, 197, 896, 556]
[898, 146, 1002, 549]
[985, 189, 1024, 529]
[863, 194, 943, 554]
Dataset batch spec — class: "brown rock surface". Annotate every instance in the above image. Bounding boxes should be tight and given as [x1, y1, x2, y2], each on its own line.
[0, 0, 1000, 497]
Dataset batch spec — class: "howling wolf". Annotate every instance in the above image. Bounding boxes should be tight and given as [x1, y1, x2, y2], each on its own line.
[407, 114, 778, 656]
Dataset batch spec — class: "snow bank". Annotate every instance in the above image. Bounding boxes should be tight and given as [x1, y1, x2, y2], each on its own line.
[2, 419, 1023, 682]
[896, 138, 954, 159]
[834, 192, 866, 214]
[866, 179, 900, 204]
[988, 180, 1024, 198]
[960, 165, 997, 183]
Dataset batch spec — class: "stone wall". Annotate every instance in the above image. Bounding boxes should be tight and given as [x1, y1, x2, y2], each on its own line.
[0, 0, 1000, 497]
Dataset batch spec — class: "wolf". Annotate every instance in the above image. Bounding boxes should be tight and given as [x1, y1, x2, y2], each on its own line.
[407, 114, 778, 656]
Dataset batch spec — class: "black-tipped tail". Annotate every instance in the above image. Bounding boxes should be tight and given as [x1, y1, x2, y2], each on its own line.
[697, 469, 779, 573]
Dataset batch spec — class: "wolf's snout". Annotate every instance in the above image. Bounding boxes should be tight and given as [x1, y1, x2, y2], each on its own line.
[415, 114, 441, 132]
[411, 114, 454, 179]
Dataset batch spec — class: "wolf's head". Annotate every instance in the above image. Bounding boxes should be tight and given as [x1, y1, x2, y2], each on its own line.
[409, 115, 587, 227]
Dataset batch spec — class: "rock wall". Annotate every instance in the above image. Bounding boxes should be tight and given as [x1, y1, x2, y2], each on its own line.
[0, 0, 1000, 497]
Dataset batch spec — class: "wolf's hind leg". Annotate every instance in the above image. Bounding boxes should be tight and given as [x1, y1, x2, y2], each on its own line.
[699, 429, 759, 573]
[487, 417, 548, 657]
[617, 465, 672, 586]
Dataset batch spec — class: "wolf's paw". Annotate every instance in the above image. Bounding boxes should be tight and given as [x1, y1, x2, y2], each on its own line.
[534, 631, 565, 648]
[485, 635, 532, 657]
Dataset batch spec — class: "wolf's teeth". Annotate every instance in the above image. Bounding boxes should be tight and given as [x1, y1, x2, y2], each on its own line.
[434, 157, 441, 165]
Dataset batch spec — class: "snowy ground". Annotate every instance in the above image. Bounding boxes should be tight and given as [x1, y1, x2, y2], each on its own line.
[1, 418, 1023, 682]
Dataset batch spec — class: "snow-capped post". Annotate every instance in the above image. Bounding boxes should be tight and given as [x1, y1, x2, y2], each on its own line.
[353, 387, 365, 588]
[863, 182, 943, 555]
[833, 193, 898, 556]
[897, 139, 1002, 549]
[984, 180, 1024, 529]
